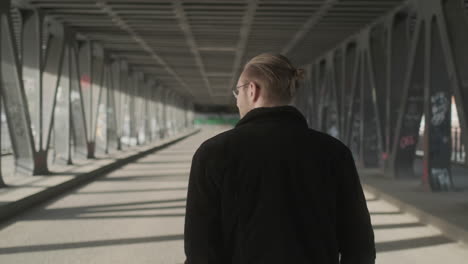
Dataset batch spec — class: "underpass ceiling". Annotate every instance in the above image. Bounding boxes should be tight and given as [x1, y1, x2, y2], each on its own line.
[13, 0, 405, 107]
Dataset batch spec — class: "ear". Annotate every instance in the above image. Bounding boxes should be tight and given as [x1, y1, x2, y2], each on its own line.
[247, 81, 255, 100]
[251, 81, 261, 103]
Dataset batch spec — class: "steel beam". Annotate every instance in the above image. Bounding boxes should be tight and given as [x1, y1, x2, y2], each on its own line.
[118, 61, 129, 148]
[282, 0, 338, 55]
[344, 44, 360, 149]
[156, 85, 165, 139]
[317, 61, 327, 132]
[0, 1, 36, 174]
[390, 17, 425, 179]
[90, 45, 105, 154]
[112, 60, 122, 150]
[95, 0, 195, 99]
[70, 39, 88, 159]
[0, 99, 4, 186]
[21, 9, 42, 150]
[305, 0, 468, 192]
[348, 51, 362, 160]
[342, 43, 358, 145]
[149, 82, 158, 141]
[21, 9, 51, 173]
[142, 78, 151, 143]
[369, 23, 388, 157]
[104, 58, 118, 153]
[309, 64, 320, 130]
[323, 54, 340, 139]
[421, 15, 453, 191]
[441, 0, 468, 168]
[0, 2, 192, 183]
[93, 52, 107, 154]
[173, 0, 214, 101]
[361, 31, 382, 168]
[53, 31, 72, 165]
[128, 72, 137, 146]
[228, 0, 257, 102]
[333, 50, 344, 136]
[134, 73, 144, 145]
[386, 12, 410, 174]
[78, 40, 95, 158]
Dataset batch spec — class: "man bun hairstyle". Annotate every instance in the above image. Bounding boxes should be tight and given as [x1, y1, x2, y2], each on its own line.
[243, 53, 304, 104]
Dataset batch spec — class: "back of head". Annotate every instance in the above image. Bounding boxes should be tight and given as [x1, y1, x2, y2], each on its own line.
[243, 53, 305, 105]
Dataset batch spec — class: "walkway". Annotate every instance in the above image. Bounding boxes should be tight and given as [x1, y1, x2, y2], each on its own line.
[0, 127, 466, 263]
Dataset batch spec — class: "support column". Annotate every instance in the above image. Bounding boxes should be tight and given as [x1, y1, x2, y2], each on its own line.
[369, 24, 389, 164]
[103, 57, 118, 153]
[90, 44, 105, 155]
[333, 51, 343, 137]
[78, 40, 95, 158]
[0, 97, 4, 186]
[361, 31, 382, 168]
[158, 86, 165, 136]
[21, 10, 42, 154]
[300, 64, 313, 128]
[21, 9, 48, 173]
[323, 54, 340, 138]
[0, 2, 36, 175]
[317, 61, 327, 132]
[343, 43, 358, 146]
[53, 30, 76, 165]
[390, 18, 425, 179]
[112, 60, 123, 150]
[309, 64, 320, 130]
[346, 49, 362, 158]
[119, 61, 129, 148]
[441, 0, 468, 169]
[162, 89, 169, 137]
[69, 39, 88, 160]
[421, 15, 453, 191]
[134, 73, 144, 145]
[143, 79, 151, 142]
[128, 72, 137, 146]
[149, 82, 158, 141]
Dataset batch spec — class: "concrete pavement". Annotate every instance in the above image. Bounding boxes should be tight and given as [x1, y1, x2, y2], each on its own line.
[0, 127, 467, 263]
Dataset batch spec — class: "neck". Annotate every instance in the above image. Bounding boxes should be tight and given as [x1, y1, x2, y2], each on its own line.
[253, 98, 286, 108]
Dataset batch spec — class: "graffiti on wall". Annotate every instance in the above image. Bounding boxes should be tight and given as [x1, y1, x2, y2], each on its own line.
[431, 168, 451, 190]
[431, 92, 449, 126]
[399, 135, 415, 149]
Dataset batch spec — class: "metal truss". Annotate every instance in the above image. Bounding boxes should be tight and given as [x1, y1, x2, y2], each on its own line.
[9, 0, 406, 106]
[0, 1, 194, 183]
[295, 0, 468, 192]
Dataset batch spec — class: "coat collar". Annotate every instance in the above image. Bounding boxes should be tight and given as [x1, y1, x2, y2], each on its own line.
[235, 105, 308, 128]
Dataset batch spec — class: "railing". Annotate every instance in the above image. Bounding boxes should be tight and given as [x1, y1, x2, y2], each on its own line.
[416, 127, 466, 165]
[451, 127, 466, 164]
[1, 121, 12, 156]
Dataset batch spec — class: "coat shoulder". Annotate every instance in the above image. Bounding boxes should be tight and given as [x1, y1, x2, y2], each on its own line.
[195, 128, 235, 157]
[307, 128, 350, 156]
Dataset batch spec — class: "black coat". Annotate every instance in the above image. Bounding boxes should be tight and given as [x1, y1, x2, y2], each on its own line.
[184, 106, 375, 264]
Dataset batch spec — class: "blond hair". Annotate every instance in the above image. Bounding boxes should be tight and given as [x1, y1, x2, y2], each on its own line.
[242, 53, 304, 104]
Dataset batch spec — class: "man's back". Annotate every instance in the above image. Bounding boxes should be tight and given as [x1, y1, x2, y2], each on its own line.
[184, 106, 375, 264]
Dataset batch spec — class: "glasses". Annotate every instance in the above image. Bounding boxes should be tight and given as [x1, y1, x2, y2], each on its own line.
[232, 83, 249, 98]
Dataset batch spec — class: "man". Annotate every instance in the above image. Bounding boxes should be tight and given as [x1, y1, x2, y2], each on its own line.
[184, 53, 375, 264]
